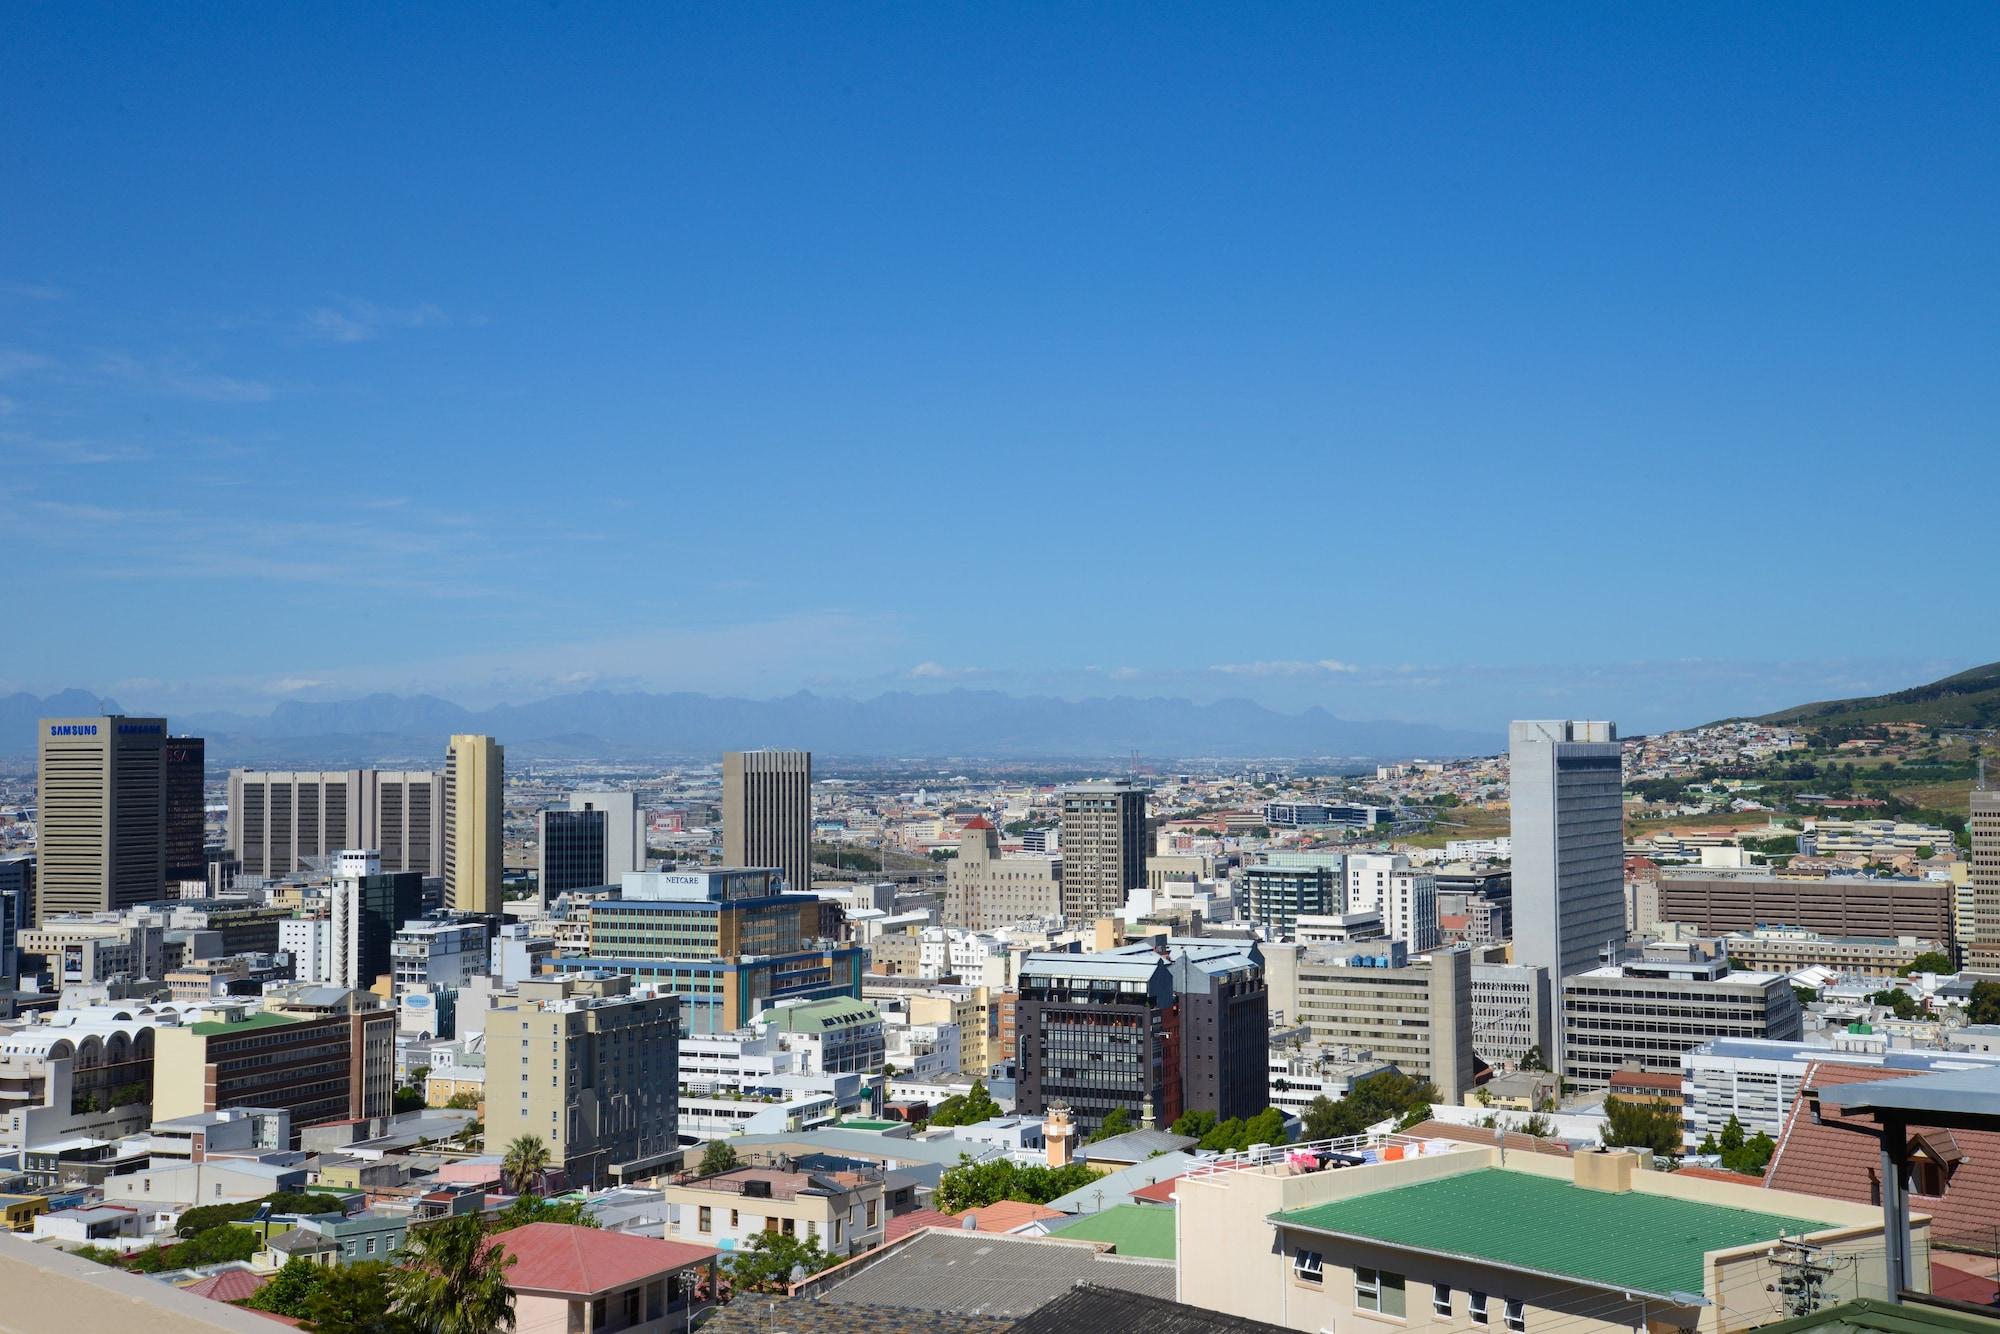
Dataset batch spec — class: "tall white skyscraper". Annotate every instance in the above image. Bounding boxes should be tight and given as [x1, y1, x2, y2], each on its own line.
[1509, 719, 1624, 1067]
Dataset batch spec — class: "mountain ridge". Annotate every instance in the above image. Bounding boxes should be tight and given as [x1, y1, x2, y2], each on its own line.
[1737, 660, 2000, 730]
[2, 686, 1503, 765]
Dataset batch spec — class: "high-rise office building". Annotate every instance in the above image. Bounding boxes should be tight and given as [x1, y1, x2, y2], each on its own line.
[722, 750, 812, 892]
[227, 769, 444, 879]
[36, 716, 167, 924]
[1509, 719, 1623, 1066]
[1057, 781, 1147, 920]
[538, 791, 644, 904]
[327, 850, 425, 990]
[163, 736, 206, 886]
[0, 855, 31, 987]
[1970, 787, 2000, 971]
[443, 735, 504, 915]
[1014, 938, 1267, 1134]
[484, 972, 682, 1187]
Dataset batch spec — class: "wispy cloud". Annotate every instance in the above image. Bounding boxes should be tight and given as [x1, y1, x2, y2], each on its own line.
[0, 348, 55, 378]
[2, 431, 151, 465]
[1209, 659, 1361, 676]
[907, 661, 981, 680]
[304, 299, 450, 344]
[95, 352, 276, 403]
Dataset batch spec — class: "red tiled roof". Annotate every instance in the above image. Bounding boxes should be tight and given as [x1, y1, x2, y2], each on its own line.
[952, 1200, 1063, 1232]
[183, 1268, 269, 1303]
[490, 1222, 720, 1297]
[1129, 1176, 1183, 1204]
[883, 1208, 958, 1242]
[1932, 1254, 2000, 1305]
[1766, 1061, 2000, 1253]
[1438, 915, 1471, 931]
[961, 816, 995, 831]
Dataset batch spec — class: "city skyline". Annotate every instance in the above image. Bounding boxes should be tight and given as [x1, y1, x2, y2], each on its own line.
[5, 7, 1997, 734]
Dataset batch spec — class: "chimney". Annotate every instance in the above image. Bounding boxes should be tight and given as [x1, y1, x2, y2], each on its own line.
[1045, 1102, 1075, 1168]
[1573, 1147, 1638, 1194]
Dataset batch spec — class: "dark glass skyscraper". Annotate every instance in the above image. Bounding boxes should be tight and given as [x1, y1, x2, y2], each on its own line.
[164, 736, 207, 885]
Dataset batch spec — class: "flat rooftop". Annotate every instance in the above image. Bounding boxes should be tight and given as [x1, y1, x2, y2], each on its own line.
[1272, 1168, 1830, 1299]
[1044, 1203, 1178, 1259]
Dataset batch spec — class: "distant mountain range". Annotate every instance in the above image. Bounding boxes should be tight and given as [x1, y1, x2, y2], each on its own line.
[1742, 661, 2000, 731]
[0, 687, 1504, 766]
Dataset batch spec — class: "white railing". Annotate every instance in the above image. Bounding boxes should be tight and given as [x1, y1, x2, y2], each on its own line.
[1179, 1130, 1462, 1180]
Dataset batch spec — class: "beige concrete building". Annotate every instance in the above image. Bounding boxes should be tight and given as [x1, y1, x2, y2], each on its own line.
[722, 749, 812, 893]
[1719, 926, 1943, 978]
[1177, 1139, 1902, 1334]
[1147, 852, 1211, 895]
[16, 918, 163, 987]
[942, 819, 1061, 929]
[444, 735, 504, 914]
[1265, 941, 1474, 1100]
[1971, 788, 2000, 970]
[907, 986, 993, 1073]
[152, 990, 394, 1136]
[1058, 781, 1146, 920]
[483, 972, 682, 1188]
[37, 716, 167, 923]
[663, 1164, 884, 1257]
[227, 769, 443, 878]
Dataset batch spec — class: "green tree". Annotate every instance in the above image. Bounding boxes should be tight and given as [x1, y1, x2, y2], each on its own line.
[501, 1134, 552, 1196]
[698, 1140, 740, 1176]
[1088, 1107, 1134, 1143]
[69, 1244, 124, 1266]
[1171, 1109, 1219, 1139]
[934, 1157, 1099, 1212]
[1971, 981, 2000, 1027]
[1199, 1117, 1247, 1152]
[394, 1086, 427, 1114]
[1519, 1046, 1546, 1072]
[1898, 951, 1954, 977]
[1869, 988, 1923, 1021]
[1299, 1096, 1340, 1142]
[729, 1231, 834, 1294]
[445, 1090, 482, 1110]
[493, 1195, 598, 1232]
[927, 1080, 1003, 1128]
[249, 1257, 329, 1318]
[304, 1260, 413, 1334]
[176, 1191, 347, 1238]
[1791, 985, 1819, 1007]
[1518, 1113, 1555, 1139]
[390, 1214, 516, 1334]
[1241, 1106, 1289, 1148]
[1602, 1096, 1682, 1157]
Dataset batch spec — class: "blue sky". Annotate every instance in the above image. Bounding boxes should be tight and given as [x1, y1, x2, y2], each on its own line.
[4, 4, 1995, 733]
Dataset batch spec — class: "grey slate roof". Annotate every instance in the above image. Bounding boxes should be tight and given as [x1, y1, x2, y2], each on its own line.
[1044, 1149, 1201, 1213]
[811, 1229, 1175, 1318]
[1078, 1128, 1198, 1163]
[1010, 1285, 1297, 1334]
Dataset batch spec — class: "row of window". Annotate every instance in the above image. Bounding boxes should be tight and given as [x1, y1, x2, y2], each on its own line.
[1290, 1258, 1525, 1331]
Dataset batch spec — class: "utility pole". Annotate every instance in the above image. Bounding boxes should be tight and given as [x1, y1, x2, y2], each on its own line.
[1767, 1234, 1836, 1318]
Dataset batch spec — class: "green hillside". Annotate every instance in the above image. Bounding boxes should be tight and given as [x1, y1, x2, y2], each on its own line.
[1748, 661, 2000, 729]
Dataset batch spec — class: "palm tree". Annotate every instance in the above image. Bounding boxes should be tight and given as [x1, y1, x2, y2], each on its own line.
[501, 1135, 551, 1196]
[391, 1213, 515, 1334]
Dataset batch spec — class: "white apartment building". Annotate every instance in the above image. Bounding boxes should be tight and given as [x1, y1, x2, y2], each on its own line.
[1680, 1039, 2000, 1148]
[279, 917, 332, 985]
[1470, 962, 1552, 1069]
[886, 1020, 961, 1082]
[918, 927, 1004, 981]
[1266, 1044, 1397, 1119]
[390, 919, 489, 998]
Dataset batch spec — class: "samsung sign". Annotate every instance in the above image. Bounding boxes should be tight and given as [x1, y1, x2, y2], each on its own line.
[49, 724, 99, 736]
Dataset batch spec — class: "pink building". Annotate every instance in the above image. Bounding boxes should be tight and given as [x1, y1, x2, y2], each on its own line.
[489, 1222, 721, 1333]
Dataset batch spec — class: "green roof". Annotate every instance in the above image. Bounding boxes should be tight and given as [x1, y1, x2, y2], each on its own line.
[1272, 1168, 1830, 1299]
[1751, 1299, 2000, 1334]
[1044, 1203, 1178, 1260]
[835, 1119, 902, 1131]
[188, 1012, 299, 1037]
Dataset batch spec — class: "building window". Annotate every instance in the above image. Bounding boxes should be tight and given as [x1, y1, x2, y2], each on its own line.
[697, 1206, 711, 1233]
[1433, 1284, 1452, 1316]
[782, 1218, 796, 1237]
[1293, 1249, 1324, 1284]
[730, 1209, 739, 1228]
[1504, 1300, 1525, 1332]
[1355, 1268, 1405, 1317]
[1470, 1293, 1489, 1325]
[866, 1200, 878, 1228]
